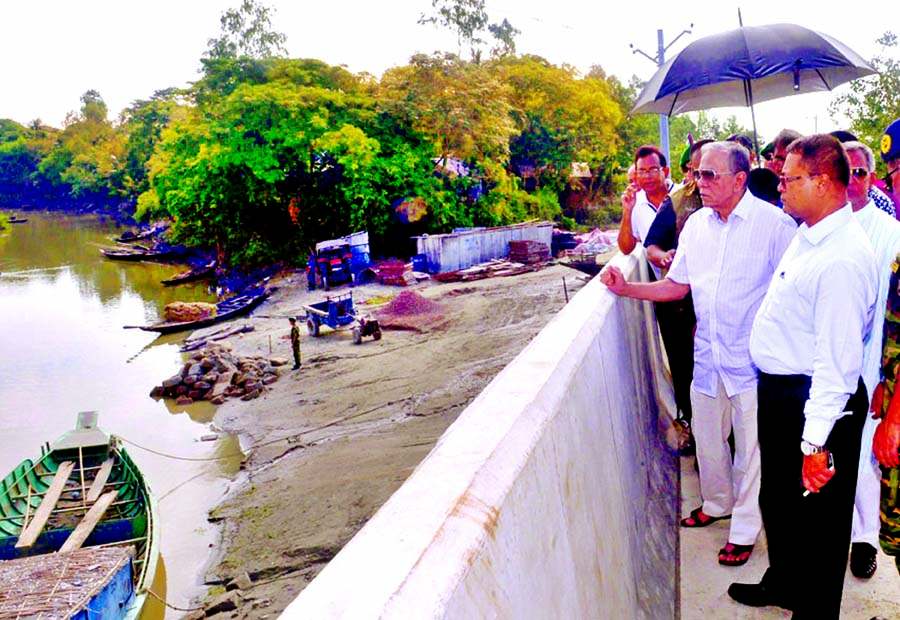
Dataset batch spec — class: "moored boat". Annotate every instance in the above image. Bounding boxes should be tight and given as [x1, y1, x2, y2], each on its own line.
[161, 260, 217, 286]
[100, 246, 185, 261]
[0, 411, 159, 620]
[136, 289, 269, 334]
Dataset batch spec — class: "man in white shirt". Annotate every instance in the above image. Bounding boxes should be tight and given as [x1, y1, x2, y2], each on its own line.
[734, 135, 877, 617]
[617, 145, 671, 280]
[601, 142, 797, 567]
[844, 141, 900, 579]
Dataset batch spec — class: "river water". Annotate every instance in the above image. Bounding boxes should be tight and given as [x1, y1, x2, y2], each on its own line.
[0, 211, 242, 617]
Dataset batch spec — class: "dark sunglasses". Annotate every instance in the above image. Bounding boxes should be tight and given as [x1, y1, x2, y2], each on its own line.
[851, 167, 870, 179]
[885, 166, 900, 193]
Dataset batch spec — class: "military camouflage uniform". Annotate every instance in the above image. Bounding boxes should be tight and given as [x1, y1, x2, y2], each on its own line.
[878, 254, 900, 568]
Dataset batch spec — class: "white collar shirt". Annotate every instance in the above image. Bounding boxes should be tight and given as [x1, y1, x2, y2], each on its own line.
[666, 190, 797, 398]
[749, 205, 877, 445]
[854, 200, 900, 399]
[631, 189, 662, 279]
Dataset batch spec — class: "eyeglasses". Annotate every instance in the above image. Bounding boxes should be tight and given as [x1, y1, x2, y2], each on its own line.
[884, 166, 900, 192]
[693, 169, 735, 182]
[773, 155, 786, 163]
[778, 172, 825, 187]
[635, 166, 661, 177]
[851, 167, 871, 179]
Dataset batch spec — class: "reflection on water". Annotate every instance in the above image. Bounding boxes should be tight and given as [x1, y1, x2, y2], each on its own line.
[0, 211, 241, 617]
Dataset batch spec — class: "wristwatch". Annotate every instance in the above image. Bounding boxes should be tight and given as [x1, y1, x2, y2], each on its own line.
[800, 440, 825, 455]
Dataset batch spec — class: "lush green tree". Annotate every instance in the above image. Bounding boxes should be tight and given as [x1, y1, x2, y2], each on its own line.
[829, 31, 900, 170]
[205, 0, 287, 60]
[38, 91, 126, 202]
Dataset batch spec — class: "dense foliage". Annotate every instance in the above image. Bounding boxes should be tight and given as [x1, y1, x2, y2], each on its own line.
[1, 2, 888, 268]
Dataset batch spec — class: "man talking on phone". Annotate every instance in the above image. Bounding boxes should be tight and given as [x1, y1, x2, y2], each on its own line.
[731, 135, 877, 618]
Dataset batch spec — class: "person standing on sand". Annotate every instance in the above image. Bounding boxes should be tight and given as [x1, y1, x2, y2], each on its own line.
[289, 317, 302, 370]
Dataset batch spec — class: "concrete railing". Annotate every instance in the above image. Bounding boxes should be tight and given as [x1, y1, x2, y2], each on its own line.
[280, 251, 679, 619]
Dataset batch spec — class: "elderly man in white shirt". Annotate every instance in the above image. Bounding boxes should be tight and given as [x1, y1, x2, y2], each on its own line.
[733, 134, 877, 618]
[843, 141, 900, 580]
[601, 141, 797, 567]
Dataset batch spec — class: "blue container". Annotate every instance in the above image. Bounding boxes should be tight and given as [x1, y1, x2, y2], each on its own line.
[412, 254, 427, 272]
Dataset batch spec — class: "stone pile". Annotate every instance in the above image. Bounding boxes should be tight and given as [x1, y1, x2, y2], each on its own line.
[150, 342, 288, 406]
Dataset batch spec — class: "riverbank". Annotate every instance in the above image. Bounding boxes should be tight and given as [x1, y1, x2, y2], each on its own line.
[195, 262, 585, 616]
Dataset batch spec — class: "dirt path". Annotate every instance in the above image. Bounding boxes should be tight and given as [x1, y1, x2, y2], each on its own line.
[201, 263, 588, 617]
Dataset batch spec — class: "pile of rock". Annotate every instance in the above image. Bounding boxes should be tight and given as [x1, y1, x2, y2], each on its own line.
[150, 343, 288, 406]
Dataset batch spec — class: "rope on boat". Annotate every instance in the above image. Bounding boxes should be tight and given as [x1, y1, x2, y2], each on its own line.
[119, 401, 394, 463]
[140, 587, 207, 612]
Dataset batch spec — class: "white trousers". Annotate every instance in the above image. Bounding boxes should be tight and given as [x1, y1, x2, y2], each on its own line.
[691, 379, 762, 546]
[852, 413, 881, 546]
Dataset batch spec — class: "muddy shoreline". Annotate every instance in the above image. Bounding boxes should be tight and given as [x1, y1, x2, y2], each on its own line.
[194, 264, 585, 617]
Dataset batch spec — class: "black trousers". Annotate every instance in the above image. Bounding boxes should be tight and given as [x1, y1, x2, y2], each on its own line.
[757, 372, 867, 619]
[655, 293, 695, 422]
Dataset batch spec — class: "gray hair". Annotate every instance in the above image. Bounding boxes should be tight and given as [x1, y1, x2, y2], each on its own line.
[843, 141, 876, 171]
[704, 141, 751, 179]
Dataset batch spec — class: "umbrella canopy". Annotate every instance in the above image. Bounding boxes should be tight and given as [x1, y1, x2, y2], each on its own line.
[632, 23, 876, 117]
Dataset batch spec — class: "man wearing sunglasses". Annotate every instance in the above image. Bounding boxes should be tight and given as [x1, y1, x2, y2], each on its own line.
[842, 141, 900, 580]
[602, 142, 797, 568]
[737, 134, 877, 617]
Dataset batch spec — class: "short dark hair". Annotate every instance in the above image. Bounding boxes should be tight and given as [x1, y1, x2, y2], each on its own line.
[748, 168, 781, 204]
[774, 129, 803, 151]
[726, 133, 753, 153]
[828, 129, 858, 143]
[289, 317, 296, 323]
[786, 134, 851, 187]
[634, 144, 667, 168]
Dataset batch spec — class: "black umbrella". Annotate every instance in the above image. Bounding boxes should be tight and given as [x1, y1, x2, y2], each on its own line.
[632, 23, 876, 149]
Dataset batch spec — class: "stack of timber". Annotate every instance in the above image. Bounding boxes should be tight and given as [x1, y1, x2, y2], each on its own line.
[508, 239, 550, 264]
[433, 258, 544, 283]
[0, 546, 134, 620]
[0, 411, 158, 620]
[378, 260, 409, 286]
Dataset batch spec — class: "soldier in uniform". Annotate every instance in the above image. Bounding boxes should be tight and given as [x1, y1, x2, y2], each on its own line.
[289, 317, 302, 370]
[873, 119, 900, 578]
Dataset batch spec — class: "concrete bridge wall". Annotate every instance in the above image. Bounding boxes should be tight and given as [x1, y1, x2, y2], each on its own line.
[280, 252, 679, 619]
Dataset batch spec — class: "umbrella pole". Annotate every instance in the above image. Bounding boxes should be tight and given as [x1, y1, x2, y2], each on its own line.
[745, 79, 762, 164]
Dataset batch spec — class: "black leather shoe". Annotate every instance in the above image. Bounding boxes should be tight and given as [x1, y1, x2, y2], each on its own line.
[727, 582, 793, 610]
[850, 542, 878, 579]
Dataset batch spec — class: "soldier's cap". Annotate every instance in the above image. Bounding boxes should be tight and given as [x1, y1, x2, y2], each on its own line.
[881, 118, 900, 163]
[760, 141, 774, 160]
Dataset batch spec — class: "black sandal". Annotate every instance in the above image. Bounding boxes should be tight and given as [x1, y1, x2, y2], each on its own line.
[680, 506, 731, 528]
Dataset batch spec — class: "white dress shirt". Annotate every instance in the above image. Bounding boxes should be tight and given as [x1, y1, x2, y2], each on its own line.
[855, 200, 900, 399]
[750, 205, 877, 445]
[631, 190, 661, 279]
[667, 190, 797, 398]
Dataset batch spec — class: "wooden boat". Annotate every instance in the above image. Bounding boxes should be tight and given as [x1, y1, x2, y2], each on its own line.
[161, 260, 217, 286]
[136, 289, 269, 334]
[8, 216, 28, 224]
[0, 411, 159, 620]
[115, 225, 167, 244]
[100, 246, 185, 261]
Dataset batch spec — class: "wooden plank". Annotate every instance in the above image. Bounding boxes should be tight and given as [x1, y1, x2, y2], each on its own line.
[58, 490, 118, 553]
[86, 458, 114, 503]
[15, 461, 75, 549]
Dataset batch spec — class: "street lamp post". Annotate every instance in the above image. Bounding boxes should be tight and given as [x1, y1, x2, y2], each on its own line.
[630, 25, 692, 168]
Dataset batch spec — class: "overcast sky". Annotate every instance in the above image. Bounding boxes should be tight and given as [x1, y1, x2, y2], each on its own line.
[0, 1, 893, 144]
